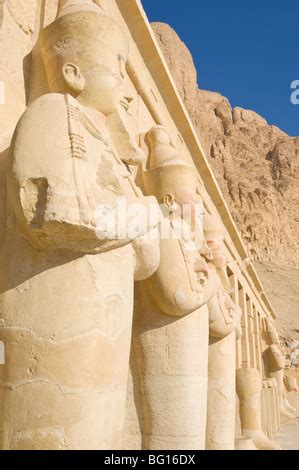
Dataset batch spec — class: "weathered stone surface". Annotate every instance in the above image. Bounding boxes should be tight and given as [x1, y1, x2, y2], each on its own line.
[0, 0, 161, 450]
[152, 22, 299, 341]
[4, 0, 38, 35]
[152, 22, 298, 269]
[0, 0, 296, 451]
[152, 22, 198, 118]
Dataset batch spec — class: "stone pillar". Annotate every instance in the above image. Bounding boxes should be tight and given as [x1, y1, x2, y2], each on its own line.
[229, 271, 242, 369]
[206, 331, 236, 449]
[253, 307, 262, 374]
[132, 293, 209, 450]
[247, 299, 257, 369]
[267, 379, 277, 435]
[239, 288, 250, 368]
[284, 370, 298, 417]
[263, 317, 294, 420]
[0, 1, 161, 450]
[272, 379, 280, 432]
[124, 126, 220, 450]
[271, 369, 294, 421]
[236, 367, 279, 450]
[261, 380, 268, 436]
[203, 216, 241, 450]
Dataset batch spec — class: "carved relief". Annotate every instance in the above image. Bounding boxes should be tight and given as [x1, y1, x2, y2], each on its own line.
[263, 318, 296, 419]
[203, 212, 242, 450]
[124, 126, 221, 450]
[236, 367, 279, 450]
[4, 0, 38, 35]
[0, 0, 160, 450]
[0, 0, 293, 452]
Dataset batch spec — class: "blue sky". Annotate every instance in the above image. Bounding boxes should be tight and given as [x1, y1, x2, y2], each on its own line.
[141, 1, 299, 136]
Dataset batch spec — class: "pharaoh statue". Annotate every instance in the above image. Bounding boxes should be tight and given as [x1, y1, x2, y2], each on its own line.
[124, 126, 221, 450]
[283, 364, 298, 418]
[263, 318, 295, 419]
[203, 213, 242, 450]
[236, 367, 279, 450]
[0, 0, 161, 450]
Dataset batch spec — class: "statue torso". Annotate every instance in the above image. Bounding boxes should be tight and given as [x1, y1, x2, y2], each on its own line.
[0, 93, 137, 334]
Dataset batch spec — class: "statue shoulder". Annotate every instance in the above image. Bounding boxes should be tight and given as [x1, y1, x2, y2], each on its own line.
[16, 93, 68, 131]
[12, 93, 70, 153]
[11, 94, 72, 178]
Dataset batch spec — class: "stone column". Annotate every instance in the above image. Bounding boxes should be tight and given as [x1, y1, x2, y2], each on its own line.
[263, 318, 294, 420]
[124, 126, 220, 450]
[283, 367, 298, 417]
[253, 307, 263, 374]
[236, 367, 279, 450]
[247, 300, 257, 369]
[272, 379, 280, 432]
[132, 292, 209, 450]
[202, 216, 240, 450]
[271, 369, 294, 421]
[0, 1, 161, 450]
[230, 270, 242, 369]
[239, 287, 250, 368]
[206, 331, 236, 449]
[261, 380, 268, 436]
[267, 379, 277, 435]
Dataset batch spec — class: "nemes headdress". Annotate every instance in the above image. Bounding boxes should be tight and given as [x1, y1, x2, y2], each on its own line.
[40, 0, 129, 89]
[143, 126, 199, 202]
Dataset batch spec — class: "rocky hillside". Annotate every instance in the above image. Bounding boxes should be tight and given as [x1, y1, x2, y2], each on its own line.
[152, 22, 299, 339]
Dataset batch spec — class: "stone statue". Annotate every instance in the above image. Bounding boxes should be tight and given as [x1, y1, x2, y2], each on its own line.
[263, 318, 295, 419]
[236, 367, 279, 450]
[124, 126, 221, 450]
[0, 0, 161, 450]
[203, 213, 242, 450]
[283, 368, 298, 418]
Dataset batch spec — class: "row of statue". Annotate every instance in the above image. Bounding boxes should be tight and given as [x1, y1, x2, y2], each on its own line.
[0, 0, 296, 450]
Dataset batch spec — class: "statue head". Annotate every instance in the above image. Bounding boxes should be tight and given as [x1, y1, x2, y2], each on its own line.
[264, 317, 280, 345]
[40, 0, 129, 115]
[143, 126, 205, 247]
[144, 126, 201, 209]
[203, 212, 230, 285]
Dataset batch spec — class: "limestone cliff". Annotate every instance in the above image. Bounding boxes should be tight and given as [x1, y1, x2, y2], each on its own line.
[152, 22, 299, 338]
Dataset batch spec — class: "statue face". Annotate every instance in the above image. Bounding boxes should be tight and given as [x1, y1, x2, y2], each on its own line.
[163, 190, 203, 244]
[83, 56, 126, 114]
[175, 191, 203, 230]
[63, 55, 127, 115]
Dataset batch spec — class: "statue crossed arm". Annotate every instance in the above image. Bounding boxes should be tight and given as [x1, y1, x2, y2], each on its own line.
[0, 0, 161, 450]
[8, 93, 159, 254]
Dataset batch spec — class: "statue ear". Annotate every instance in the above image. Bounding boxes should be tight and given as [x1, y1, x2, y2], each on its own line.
[62, 63, 86, 93]
[163, 193, 177, 212]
